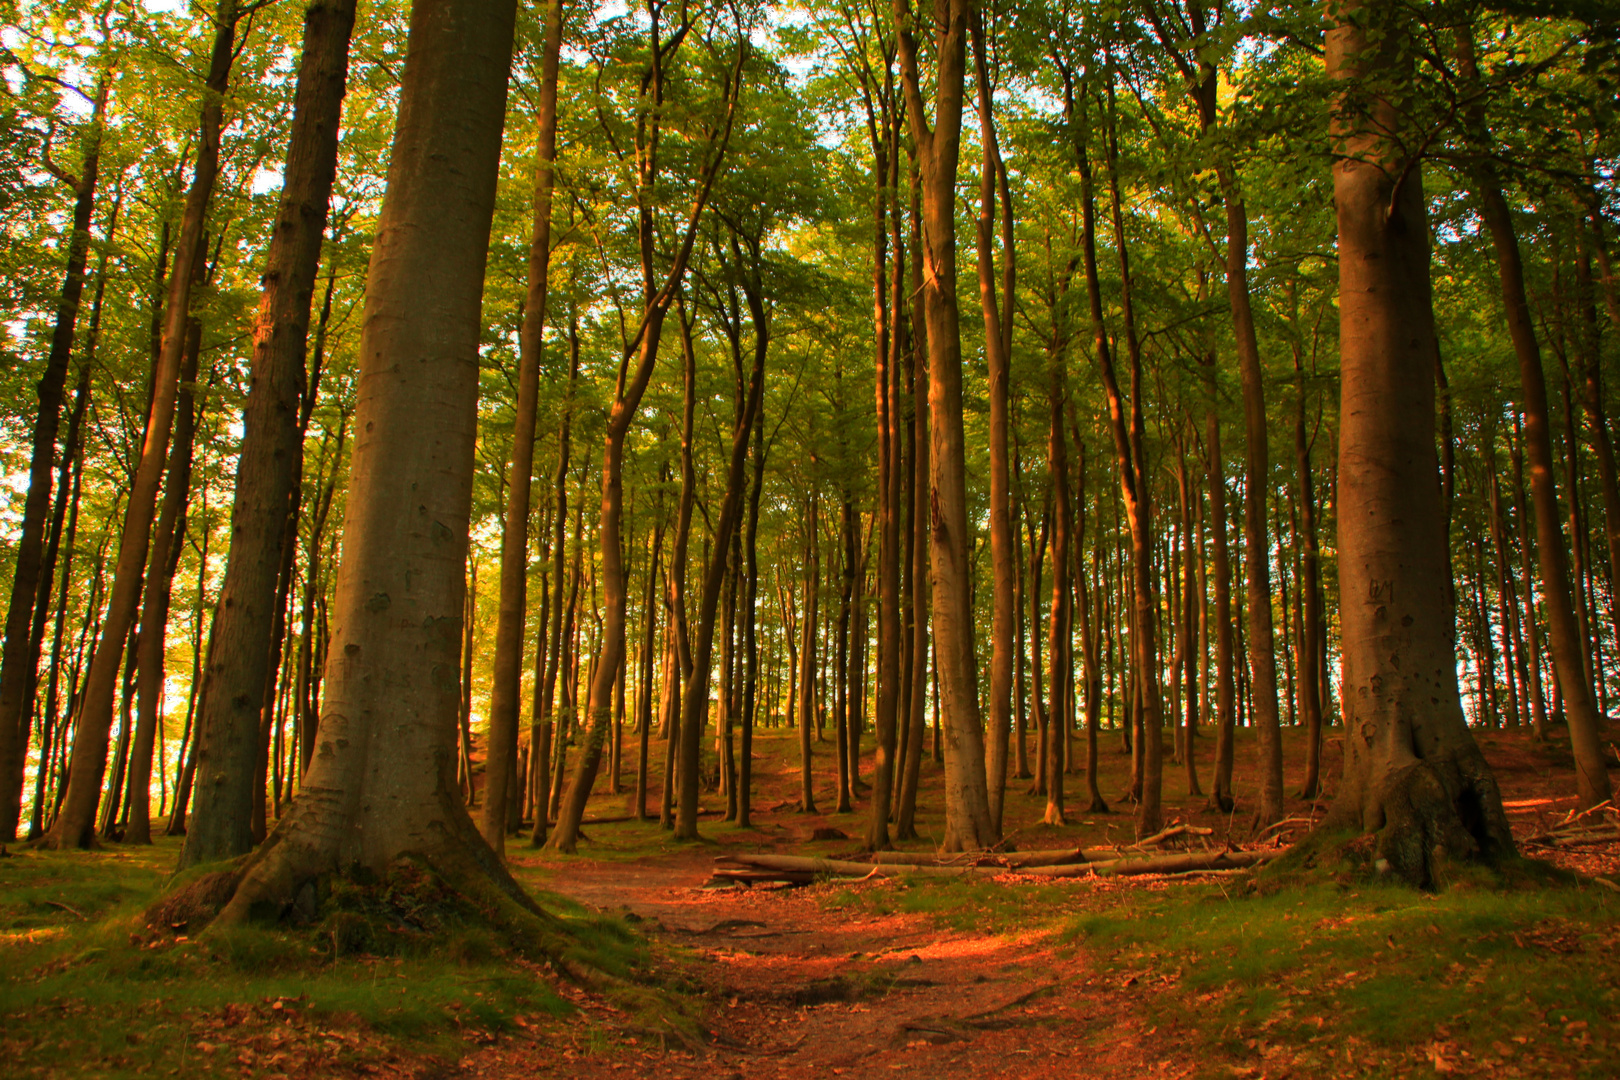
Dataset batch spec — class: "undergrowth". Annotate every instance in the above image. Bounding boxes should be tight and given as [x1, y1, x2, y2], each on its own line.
[0, 837, 659, 1079]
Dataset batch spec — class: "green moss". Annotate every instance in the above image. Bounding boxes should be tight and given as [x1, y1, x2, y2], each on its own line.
[0, 838, 644, 1078]
[1060, 869, 1620, 1076]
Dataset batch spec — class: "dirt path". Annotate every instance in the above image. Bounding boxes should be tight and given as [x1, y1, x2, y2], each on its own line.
[461, 846, 1201, 1079]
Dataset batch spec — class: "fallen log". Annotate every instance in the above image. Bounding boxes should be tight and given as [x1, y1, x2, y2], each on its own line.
[713, 847, 1283, 885]
[715, 853, 1001, 879]
[1524, 827, 1620, 847]
[709, 869, 817, 886]
[860, 848, 1102, 868]
[1133, 823, 1215, 848]
[1018, 848, 1282, 879]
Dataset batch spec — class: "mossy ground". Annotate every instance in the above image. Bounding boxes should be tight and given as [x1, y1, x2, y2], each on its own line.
[0, 837, 654, 1079]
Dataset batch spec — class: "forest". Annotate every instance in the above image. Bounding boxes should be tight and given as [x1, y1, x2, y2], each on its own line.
[1, 0, 1618, 1076]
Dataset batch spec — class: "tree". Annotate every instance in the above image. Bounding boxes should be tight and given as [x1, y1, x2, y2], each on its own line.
[893, 0, 997, 852]
[49, 0, 243, 850]
[482, 0, 566, 855]
[183, 0, 357, 867]
[1324, 0, 1515, 885]
[0, 51, 110, 843]
[547, 3, 745, 853]
[207, 0, 524, 918]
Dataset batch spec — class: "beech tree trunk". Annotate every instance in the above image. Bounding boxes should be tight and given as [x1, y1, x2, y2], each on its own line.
[634, 503, 665, 822]
[0, 73, 109, 842]
[1044, 369, 1071, 826]
[865, 72, 902, 849]
[1325, 2, 1515, 884]
[213, 0, 523, 921]
[969, 7, 1016, 837]
[482, 0, 564, 854]
[124, 319, 203, 844]
[1204, 364, 1236, 811]
[1224, 179, 1284, 829]
[1294, 352, 1324, 799]
[28, 359, 93, 840]
[739, 404, 766, 828]
[797, 498, 820, 813]
[1453, 29, 1610, 810]
[181, 0, 355, 865]
[50, 4, 241, 849]
[895, 173, 928, 841]
[530, 337, 578, 844]
[894, 0, 995, 851]
[672, 274, 765, 839]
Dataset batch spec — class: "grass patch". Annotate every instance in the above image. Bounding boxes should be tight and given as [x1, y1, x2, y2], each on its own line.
[1061, 862, 1620, 1077]
[0, 838, 651, 1079]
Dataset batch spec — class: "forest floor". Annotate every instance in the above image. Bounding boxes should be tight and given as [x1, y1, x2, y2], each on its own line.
[4, 723, 1619, 1079]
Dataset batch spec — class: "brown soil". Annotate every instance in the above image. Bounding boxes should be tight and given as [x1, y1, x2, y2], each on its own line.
[438, 721, 1618, 1079]
[472, 846, 1200, 1080]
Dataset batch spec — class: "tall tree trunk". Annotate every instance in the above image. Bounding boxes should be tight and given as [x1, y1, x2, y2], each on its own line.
[1325, 1, 1515, 884]
[739, 402, 766, 829]
[660, 318, 699, 830]
[1486, 442, 1525, 729]
[1511, 415, 1550, 739]
[549, 29, 743, 848]
[1176, 427, 1203, 796]
[797, 497, 821, 814]
[866, 77, 902, 848]
[0, 72, 109, 841]
[124, 318, 203, 844]
[1044, 367, 1071, 825]
[1203, 362, 1236, 811]
[296, 399, 345, 773]
[1294, 354, 1324, 799]
[635, 502, 665, 822]
[893, 0, 995, 851]
[1027, 504, 1048, 796]
[1223, 168, 1284, 830]
[50, 3, 242, 849]
[30, 367, 92, 839]
[834, 489, 855, 813]
[482, 0, 564, 854]
[1454, 29, 1610, 809]
[895, 170, 929, 840]
[215, 0, 524, 923]
[969, 6, 1016, 837]
[181, 0, 355, 865]
[530, 326, 579, 845]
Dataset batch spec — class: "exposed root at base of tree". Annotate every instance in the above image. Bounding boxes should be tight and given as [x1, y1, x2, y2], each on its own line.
[1321, 749, 1519, 887]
